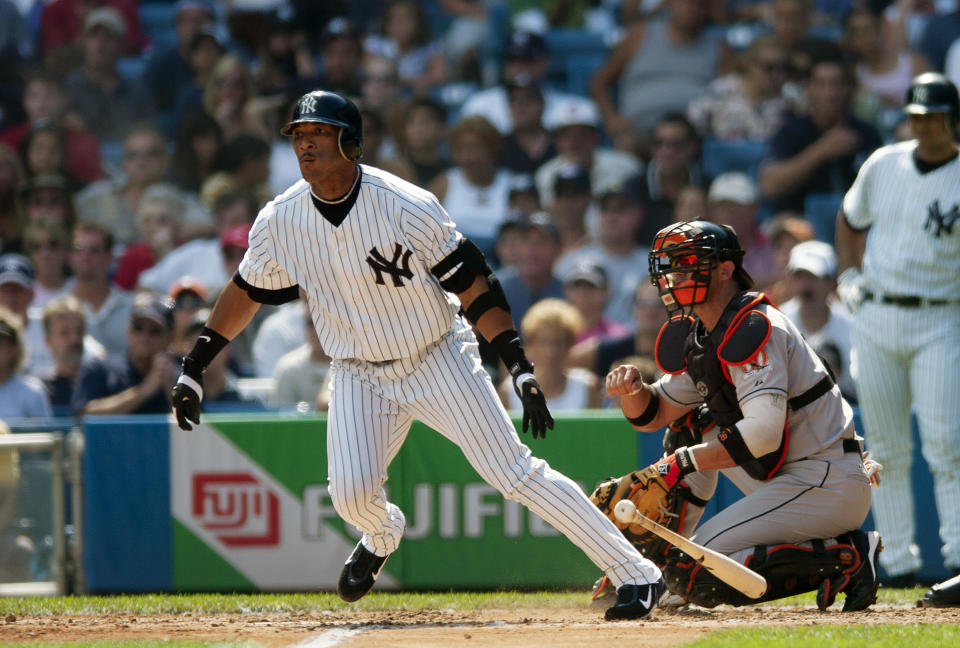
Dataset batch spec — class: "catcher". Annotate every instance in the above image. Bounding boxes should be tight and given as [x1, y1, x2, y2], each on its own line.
[591, 221, 883, 611]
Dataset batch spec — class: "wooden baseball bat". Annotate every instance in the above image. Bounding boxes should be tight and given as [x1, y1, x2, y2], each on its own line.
[614, 499, 768, 599]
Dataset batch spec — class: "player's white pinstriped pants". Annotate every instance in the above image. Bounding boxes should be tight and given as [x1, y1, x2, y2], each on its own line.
[325, 322, 661, 588]
[852, 301, 960, 576]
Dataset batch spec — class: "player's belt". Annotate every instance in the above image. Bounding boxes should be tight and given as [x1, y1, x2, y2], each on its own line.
[862, 291, 953, 308]
[842, 438, 861, 454]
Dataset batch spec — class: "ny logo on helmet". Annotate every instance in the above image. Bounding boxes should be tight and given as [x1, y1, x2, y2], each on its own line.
[299, 95, 318, 114]
[911, 85, 930, 104]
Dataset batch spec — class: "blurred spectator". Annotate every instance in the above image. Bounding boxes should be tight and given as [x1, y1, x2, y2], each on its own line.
[777, 240, 856, 401]
[0, 254, 32, 328]
[270, 310, 331, 410]
[460, 30, 579, 134]
[22, 221, 69, 309]
[0, 144, 24, 255]
[171, 111, 223, 195]
[547, 164, 593, 258]
[316, 16, 364, 97]
[181, 307, 245, 406]
[0, 306, 51, 420]
[39, 294, 87, 411]
[253, 297, 306, 379]
[568, 281, 667, 379]
[437, 0, 488, 80]
[492, 209, 526, 271]
[686, 34, 791, 141]
[706, 172, 778, 290]
[138, 191, 256, 297]
[168, 276, 207, 356]
[201, 54, 268, 141]
[200, 133, 273, 209]
[143, 0, 218, 114]
[429, 115, 511, 255]
[536, 97, 642, 210]
[562, 262, 630, 345]
[501, 76, 556, 176]
[506, 174, 541, 215]
[360, 109, 415, 182]
[72, 293, 177, 415]
[18, 124, 83, 194]
[500, 298, 601, 410]
[359, 54, 405, 120]
[253, 6, 318, 96]
[398, 97, 450, 188]
[918, 4, 960, 72]
[760, 50, 882, 213]
[364, 0, 446, 96]
[555, 185, 649, 328]
[590, 0, 719, 145]
[497, 211, 565, 326]
[627, 112, 704, 244]
[75, 124, 209, 247]
[766, 0, 815, 87]
[672, 184, 708, 223]
[64, 7, 154, 143]
[171, 26, 228, 127]
[113, 185, 188, 291]
[0, 71, 104, 185]
[762, 212, 816, 304]
[40, 0, 147, 76]
[20, 174, 75, 232]
[0, 0, 31, 70]
[66, 222, 133, 357]
[0, 420, 35, 581]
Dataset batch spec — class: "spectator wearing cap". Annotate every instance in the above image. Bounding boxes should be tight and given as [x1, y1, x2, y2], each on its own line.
[40, 0, 148, 75]
[506, 174, 540, 215]
[706, 171, 778, 289]
[778, 240, 857, 402]
[555, 185, 649, 328]
[0, 254, 34, 330]
[562, 262, 630, 345]
[501, 75, 556, 176]
[492, 209, 526, 272]
[143, 0, 218, 114]
[496, 212, 565, 328]
[398, 98, 451, 189]
[65, 222, 134, 358]
[270, 309, 332, 411]
[589, 0, 720, 145]
[314, 16, 364, 98]
[625, 112, 704, 244]
[39, 294, 88, 412]
[547, 163, 592, 257]
[72, 293, 177, 415]
[762, 212, 816, 305]
[534, 96, 641, 212]
[0, 306, 52, 420]
[429, 115, 512, 257]
[460, 30, 581, 134]
[254, 6, 320, 97]
[138, 190, 256, 298]
[167, 276, 207, 357]
[113, 184, 188, 291]
[64, 7, 154, 143]
[20, 174, 76, 233]
[363, 1, 446, 96]
[0, 71, 105, 185]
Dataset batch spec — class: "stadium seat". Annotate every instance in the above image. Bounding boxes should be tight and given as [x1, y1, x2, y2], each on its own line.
[543, 28, 610, 95]
[565, 52, 605, 96]
[804, 192, 844, 244]
[701, 138, 768, 182]
[139, 2, 179, 53]
[117, 56, 147, 82]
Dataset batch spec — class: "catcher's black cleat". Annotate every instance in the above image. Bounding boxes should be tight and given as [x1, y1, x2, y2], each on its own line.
[918, 574, 960, 608]
[604, 578, 666, 621]
[337, 542, 388, 602]
[841, 530, 882, 612]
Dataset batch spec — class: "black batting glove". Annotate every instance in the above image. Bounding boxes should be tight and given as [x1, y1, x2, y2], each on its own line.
[171, 357, 204, 431]
[512, 364, 554, 439]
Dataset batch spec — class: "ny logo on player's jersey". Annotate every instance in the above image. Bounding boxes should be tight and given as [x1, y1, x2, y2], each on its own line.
[924, 200, 959, 238]
[367, 243, 414, 287]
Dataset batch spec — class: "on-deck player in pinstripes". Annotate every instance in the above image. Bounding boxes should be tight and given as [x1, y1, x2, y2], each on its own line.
[836, 73, 960, 584]
[169, 90, 664, 621]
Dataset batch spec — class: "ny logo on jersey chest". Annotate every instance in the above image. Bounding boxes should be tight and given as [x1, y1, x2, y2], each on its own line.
[366, 243, 414, 287]
[924, 200, 959, 238]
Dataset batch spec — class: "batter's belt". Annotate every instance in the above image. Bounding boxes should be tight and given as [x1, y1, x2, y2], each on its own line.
[862, 291, 956, 308]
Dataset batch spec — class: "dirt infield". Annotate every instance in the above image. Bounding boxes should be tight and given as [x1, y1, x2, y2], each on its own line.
[2, 604, 958, 646]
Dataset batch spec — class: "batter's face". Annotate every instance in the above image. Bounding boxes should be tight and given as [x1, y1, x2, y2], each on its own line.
[292, 123, 347, 180]
[908, 113, 955, 151]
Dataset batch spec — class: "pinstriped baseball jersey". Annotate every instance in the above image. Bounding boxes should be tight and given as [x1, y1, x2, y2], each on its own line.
[843, 141, 960, 299]
[238, 165, 463, 361]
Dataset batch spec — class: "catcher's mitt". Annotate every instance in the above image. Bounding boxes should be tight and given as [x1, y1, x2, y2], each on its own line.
[589, 465, 685, 564]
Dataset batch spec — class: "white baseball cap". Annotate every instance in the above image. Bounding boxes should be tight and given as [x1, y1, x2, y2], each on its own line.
[787, 240, 837, 278]
[544, 97, 601, 131]
[707, 172, 758, 205]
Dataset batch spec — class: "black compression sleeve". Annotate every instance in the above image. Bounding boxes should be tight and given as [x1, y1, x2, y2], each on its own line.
[490, 330, 533, 377]
[182, 327, 230, 377]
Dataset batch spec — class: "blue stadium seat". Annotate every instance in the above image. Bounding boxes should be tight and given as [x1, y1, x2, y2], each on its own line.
[140, 2, 179, 53]
[565, 52, 605, 96]
[701, 138, 768, 182]
[543, 28, 609, 96]
[804, 192, 844, 244]
[117, 56, 147, 83]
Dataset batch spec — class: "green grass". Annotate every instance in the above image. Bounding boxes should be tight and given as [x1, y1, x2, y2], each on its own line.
[682, 624, 960, 647]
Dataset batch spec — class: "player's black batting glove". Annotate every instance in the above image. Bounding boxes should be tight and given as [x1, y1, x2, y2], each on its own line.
[511, 361, 554, 439]
[171, 357, 203, 431]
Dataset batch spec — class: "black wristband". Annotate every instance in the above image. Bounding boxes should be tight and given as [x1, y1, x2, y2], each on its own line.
[626, 393, 659, 427]
[490, 329, 533, 377]
[183, 327, 230, 376]
[675, 447, 697, 476]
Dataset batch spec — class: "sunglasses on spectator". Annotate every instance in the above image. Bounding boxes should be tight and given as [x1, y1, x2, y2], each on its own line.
[174, 294, 205, 310]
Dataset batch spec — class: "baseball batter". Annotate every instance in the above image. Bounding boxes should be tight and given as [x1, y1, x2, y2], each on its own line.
[836, 72, 960, 583]
[602, 220, 880, 611]
[170, 91, 663, 621]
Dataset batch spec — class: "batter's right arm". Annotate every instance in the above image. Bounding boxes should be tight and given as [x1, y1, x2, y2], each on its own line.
[835, 209, 869, 312]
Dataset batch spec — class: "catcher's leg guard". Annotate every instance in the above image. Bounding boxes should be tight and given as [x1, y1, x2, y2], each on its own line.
[663, 539, 860, 608]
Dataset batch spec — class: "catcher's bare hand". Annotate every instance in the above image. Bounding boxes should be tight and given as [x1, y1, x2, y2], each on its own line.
[605, 364, 645, 397]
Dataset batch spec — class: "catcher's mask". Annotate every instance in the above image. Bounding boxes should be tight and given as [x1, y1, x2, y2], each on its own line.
[648, 220, 753, 315]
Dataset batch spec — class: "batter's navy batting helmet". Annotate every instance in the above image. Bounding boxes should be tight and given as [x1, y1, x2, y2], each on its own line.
[281, 90, 363, 161]
[904, 73, 960, 125]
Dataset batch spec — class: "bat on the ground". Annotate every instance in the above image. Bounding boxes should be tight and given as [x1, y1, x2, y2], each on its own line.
[614, 499, 768, 599]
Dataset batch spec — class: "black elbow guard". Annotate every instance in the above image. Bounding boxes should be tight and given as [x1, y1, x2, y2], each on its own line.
[431, 238, 510, 324]
[232, 272, 300, 305]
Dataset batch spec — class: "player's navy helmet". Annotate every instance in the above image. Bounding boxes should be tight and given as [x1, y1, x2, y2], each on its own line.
[281, 90, 363, 161]
[904, 73, 960, 125]
[648, 220, 754, 312]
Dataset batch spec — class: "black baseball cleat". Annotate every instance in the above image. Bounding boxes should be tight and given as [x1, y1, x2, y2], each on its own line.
[604, 578, 667, 621]
[337, 542, 388, 602]
[842, 530, 882, 612]
[918, 574, 960, 608]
